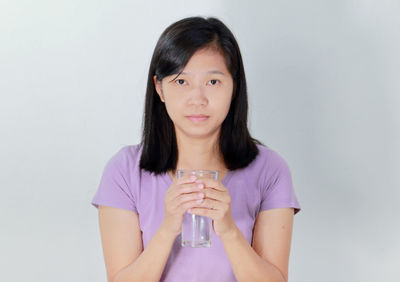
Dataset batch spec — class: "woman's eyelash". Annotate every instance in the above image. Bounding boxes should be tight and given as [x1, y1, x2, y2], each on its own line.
[174, 79, 220, 85]
[209, 79, 220, 85]
[175, 79, 186, 85]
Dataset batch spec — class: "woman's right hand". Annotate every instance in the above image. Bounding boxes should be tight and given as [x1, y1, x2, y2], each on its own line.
[160, 174, 205, 237]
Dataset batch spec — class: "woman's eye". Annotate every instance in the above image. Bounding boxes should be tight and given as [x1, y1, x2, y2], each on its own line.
[208, 79, 220, 85]
[175, 79, 186, 85]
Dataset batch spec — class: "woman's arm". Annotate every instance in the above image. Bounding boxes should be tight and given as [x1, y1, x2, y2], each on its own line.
[113, 227, 176, 282]
[98, 206, 176, 282]
[220, 208, 294, 282]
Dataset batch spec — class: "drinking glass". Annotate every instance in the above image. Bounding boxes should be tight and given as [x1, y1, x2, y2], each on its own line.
[177, 170, 218, 247]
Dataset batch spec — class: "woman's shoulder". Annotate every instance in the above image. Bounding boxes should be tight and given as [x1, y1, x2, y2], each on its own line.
[106, 143, 143, 169]
[253, 144, 288, 166]
[120, 143, 143, 158]
[242, 144, 291, 177]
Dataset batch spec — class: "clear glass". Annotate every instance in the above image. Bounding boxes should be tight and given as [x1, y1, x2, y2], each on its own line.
[177, 169, 218, 248]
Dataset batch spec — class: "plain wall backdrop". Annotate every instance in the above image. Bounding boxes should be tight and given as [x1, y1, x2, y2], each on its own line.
[1, 0, 399, 281]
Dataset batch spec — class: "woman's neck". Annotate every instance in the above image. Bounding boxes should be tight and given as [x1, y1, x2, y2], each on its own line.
[172, 130, 227, 174]
[176, 143, 225, 170]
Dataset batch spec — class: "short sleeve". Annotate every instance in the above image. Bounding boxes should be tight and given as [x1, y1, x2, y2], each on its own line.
[260, 150, 301, 215]
[91, 147, 138, 213]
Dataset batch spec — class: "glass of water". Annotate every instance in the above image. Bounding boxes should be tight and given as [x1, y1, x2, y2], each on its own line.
[177, 170, 218, 248]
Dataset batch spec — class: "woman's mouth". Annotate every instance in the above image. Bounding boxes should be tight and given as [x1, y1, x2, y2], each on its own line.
[186, 115, 209, 122]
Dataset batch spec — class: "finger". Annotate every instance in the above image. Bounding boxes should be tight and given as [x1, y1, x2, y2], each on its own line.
[167, 191, 202, 211]
[202, 188, 227, 202]
[179, 182, 204, 194]
[195, 178, 226, 192]
[175, 191, 205, 207]
[169, 182, 204, 200]
[179, 198, 207, 213]
[188, 207, 217, 218]
[175, 174, 197, 185]
[166, 175, 197, 199]
[197, 198, 223, 211]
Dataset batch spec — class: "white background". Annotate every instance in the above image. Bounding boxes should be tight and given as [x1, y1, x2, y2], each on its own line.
[1, 1, 399, 281]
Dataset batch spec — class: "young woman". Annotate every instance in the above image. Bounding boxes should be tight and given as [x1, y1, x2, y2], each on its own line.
[92, 16, 301, 282]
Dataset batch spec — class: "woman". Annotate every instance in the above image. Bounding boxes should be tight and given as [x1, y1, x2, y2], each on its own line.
[92, 16, 301, 282]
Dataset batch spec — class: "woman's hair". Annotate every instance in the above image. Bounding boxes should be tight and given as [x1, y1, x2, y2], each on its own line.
[139, 16, 264, 175]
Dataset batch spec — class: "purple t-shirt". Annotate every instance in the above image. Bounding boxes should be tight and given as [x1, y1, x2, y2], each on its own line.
[91, 143, 301, 282]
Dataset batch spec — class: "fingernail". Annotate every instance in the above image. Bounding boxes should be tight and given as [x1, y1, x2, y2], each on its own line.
[190, 175, 196, 181]
[196, 199, 203, 203]
[195, 180, 202, 184]
[197, 183, 204, 189]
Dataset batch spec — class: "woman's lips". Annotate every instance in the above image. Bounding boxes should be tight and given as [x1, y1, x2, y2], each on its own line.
[186, 115, 209, 122]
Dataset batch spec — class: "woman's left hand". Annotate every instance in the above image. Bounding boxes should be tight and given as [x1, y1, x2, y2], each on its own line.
[188, 178, 236, 238]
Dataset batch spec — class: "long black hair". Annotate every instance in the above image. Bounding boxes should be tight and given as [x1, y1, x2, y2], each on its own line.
[139, 16, 264, 175]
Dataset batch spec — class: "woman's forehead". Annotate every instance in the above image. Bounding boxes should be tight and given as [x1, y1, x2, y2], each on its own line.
[178, 50, 229, 73]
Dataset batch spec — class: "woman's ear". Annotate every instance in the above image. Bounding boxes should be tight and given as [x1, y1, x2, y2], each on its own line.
[153, 75, 165, 103]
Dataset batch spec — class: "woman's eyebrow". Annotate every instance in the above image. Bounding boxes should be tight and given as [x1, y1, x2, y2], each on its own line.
[180, 70, 226, 76]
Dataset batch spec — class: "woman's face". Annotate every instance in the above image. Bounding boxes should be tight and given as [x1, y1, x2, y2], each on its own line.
[154, 48, 234, 140]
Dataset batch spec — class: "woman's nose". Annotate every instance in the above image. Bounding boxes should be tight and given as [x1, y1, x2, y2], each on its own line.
[188, 86, 208, 105]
